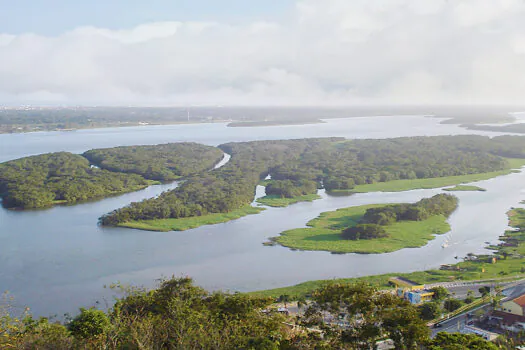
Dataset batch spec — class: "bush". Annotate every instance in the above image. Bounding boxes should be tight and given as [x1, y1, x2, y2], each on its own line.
[342, 224, 389, 240]
[68, 308, 110, 339]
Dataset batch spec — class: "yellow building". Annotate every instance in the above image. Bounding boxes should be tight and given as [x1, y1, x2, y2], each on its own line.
[389, 277, 434, 304]
[388, 277, 425, 291]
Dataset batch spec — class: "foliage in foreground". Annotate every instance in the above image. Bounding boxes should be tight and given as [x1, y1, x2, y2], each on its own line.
[1, 277, 504, 349]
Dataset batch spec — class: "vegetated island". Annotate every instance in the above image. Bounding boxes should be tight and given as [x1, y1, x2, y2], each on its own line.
[0, 142, 222, 209]
[101, 135, 525, 231]
[252, 206, 525, 300]
[443, 185, 486, 192]
[270, 194, 457, 254]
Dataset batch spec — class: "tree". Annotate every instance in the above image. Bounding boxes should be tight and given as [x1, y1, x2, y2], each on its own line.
[68, 308, 110, 339]
[301, 282, 429, 349]
[427, 332, 498, 349]
[342, 224, 388, 240]
[443, 299, 463, 313]
[419, 302, 442, 320]
[430, 286, 449, 300]
[464, 289, 475, 304]
[278, 294, 290, 308]
[479, 286, 491, 297]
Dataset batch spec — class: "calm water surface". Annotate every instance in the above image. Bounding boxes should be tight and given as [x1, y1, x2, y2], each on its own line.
[1, 116, 524, 317]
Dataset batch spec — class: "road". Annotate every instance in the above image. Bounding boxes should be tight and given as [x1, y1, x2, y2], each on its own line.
[431, 304, 491, 337]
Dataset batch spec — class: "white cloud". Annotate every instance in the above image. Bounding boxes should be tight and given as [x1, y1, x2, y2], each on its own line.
[0, 0, 525, 105]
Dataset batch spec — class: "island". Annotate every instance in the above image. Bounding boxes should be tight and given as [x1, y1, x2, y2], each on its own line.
[443, 185, 486, 192]
[253, 206, 525, 299]
[270, 194, 457, 254]
[0, 142, 223, 209]
[100, 135, 525, 231]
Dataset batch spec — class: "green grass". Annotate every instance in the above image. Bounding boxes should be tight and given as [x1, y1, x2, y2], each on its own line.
[443, 185, 486, 192]
[257, 194, 321, 207]
[329, 158, 525, 194]
[251, 208, 525, 299]
[118, 206, 265, 232]
[274, 204, 450, 254]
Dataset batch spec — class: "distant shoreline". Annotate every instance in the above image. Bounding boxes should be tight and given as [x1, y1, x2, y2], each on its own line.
[227, 119, 325, 127]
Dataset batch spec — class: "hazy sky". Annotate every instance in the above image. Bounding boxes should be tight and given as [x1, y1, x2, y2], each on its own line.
[1, 0, 524, 106]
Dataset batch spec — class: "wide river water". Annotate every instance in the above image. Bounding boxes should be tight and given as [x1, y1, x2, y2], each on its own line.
[1, 115, 524, 317]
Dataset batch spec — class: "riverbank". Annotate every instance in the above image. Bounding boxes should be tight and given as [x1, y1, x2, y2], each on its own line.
[329, 158, 525, 194]
[252, 208, 525, 299]
[271, 204, 450, 254]
[117, 206, 265, 232]
[256, 194, 321, 207]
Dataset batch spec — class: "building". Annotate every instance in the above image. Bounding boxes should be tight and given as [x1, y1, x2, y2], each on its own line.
[500, 292, 525, 316]
[489, 283, 525, 332]
[388, 277, 434, 304]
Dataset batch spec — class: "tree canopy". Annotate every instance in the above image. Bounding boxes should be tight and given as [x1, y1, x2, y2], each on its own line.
[83, 142, 223, 181]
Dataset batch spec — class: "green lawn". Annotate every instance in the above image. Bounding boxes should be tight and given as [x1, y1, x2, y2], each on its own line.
[118, 206, 265, 232]
[443, 185, 486, 192]
[256, 194, 321, 207]
[274, 204, 450, 254]
[329, 158, 525, 194]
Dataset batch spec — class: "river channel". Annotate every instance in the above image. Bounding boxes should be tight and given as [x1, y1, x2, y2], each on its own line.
[1, 115, 524, 317]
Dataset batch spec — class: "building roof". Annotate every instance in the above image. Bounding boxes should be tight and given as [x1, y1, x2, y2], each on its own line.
[502, 283, 525, 303]
[388, 276, 421, 287]
[513, 294, 525, 307]
[492, 310, 525, 326]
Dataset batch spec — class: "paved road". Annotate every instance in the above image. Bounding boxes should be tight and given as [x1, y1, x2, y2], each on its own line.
[431, 304, 491, 337]
[430, 278, 525, 299]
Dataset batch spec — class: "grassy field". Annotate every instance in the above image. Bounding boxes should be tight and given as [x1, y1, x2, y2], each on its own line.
[252, 209, 525, 299]
[329, 158, 525, 194]
[443, 185, 486, 192]
[256, 194, 321, 207]
[118, 206, 265, 232]
[274, 204, 450, 254]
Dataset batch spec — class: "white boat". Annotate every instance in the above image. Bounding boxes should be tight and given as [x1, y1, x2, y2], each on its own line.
[442, 236, 450, 248]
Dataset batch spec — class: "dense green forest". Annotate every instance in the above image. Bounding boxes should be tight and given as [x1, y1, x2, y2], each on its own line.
[83, 143, 224, 181]
[100, 138, 341, 225]
[271, 136, 515, 192]
[0, 152, 151, 209]
[101, 135, 525, 227]
[1, 276, 500, 349]
[342, 194, 458, 240]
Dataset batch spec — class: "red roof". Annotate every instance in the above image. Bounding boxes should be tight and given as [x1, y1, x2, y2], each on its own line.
[514, 294, 525, 307]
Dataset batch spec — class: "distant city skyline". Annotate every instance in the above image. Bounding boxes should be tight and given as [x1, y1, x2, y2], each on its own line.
[1, 0, 525, 106]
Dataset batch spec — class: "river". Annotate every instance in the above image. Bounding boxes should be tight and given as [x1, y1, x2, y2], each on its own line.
[1, 115, 524, 317]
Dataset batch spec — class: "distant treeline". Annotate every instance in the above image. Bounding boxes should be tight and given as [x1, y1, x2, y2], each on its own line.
[101, 135, 525, 226]
[83, 142, 223, 181]
[0, 143, 222, 209]
[342, 194, 458, 240]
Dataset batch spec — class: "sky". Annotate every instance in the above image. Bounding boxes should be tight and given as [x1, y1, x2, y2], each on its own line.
[0, 0, 524, 106]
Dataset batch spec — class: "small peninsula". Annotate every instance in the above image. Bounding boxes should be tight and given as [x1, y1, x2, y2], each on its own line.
[271, 194, 457, 254]
[443, 185, 486, 192]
